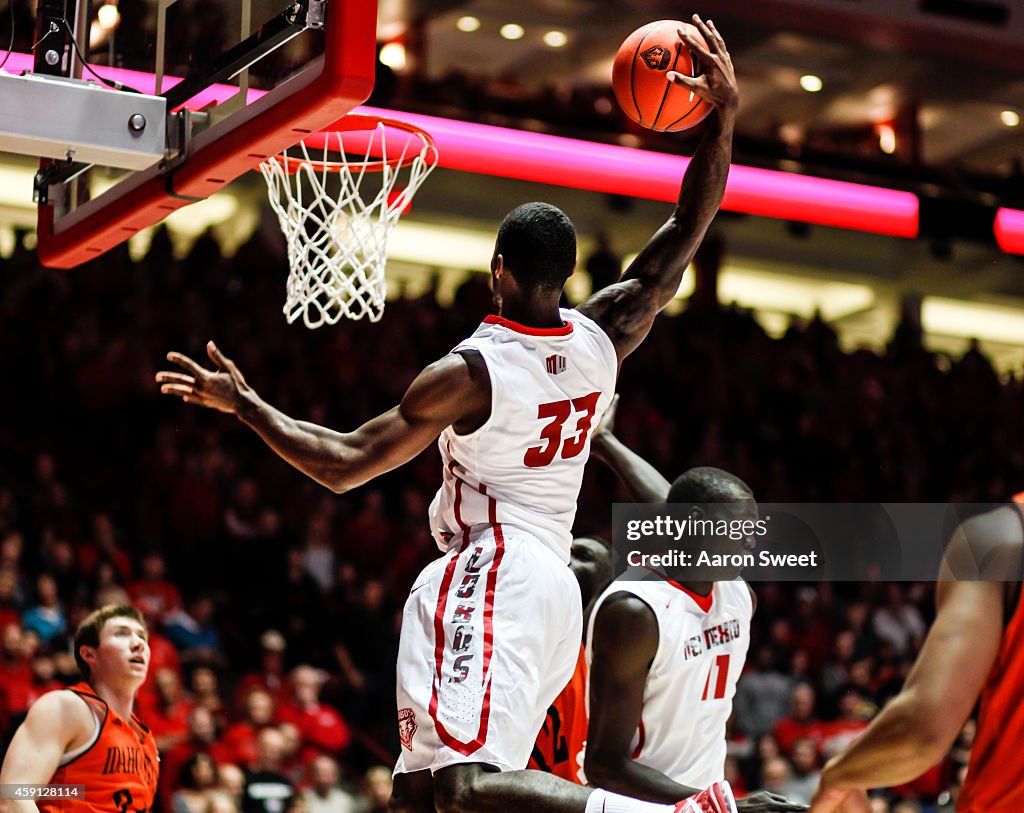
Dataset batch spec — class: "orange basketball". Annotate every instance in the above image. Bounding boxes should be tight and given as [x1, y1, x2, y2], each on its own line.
[612, 20, 713, 133]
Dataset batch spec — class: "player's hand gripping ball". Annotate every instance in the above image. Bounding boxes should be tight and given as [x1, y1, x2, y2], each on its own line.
[612, 19, 713, 132]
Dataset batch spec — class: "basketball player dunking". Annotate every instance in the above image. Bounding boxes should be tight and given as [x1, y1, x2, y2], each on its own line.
[157, 15, 738, 813]
[809, 498, 1024, 813]
[583, 398, 804, 813]
[0, 606, 158, 813]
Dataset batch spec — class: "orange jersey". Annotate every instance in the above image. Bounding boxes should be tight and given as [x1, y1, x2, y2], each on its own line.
[957, 496, 1024, 813]
[529, 643, 587, 783]
[39, 683, 159, 813]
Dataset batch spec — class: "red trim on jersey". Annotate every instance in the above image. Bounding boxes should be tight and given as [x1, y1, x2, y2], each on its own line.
[484, 314, 573, 336]
[631, 719, 645, 759]
[446, 440, 470, 536]
[478, 483, 498, 524]
[642, 566, 715, 612]
[428, 525, 505, 755]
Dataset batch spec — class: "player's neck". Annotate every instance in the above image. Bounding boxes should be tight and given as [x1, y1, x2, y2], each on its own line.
[498, 295, 564, 329]
[88, 677, 137, 720]
[678, 580, 713, 597]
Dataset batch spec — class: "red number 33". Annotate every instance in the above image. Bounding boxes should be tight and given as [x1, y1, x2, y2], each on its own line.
[524, 392, 601, 468]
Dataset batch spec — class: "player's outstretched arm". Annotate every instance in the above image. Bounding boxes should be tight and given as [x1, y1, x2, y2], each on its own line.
[0, 692, 94, 813]
[810, 510, 1019, 812]
[156, 342, 489, 494]
[590, 395, 671, 504]
[578, 14, 736, 362]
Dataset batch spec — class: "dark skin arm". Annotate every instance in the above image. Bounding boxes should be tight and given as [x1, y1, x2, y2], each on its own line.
[590, 395, 671, 504]
[586, 594, 797, 811]
[578, 15, 736, 363]
[155, 341, 490, 494]
[809, 508, 1021, 813]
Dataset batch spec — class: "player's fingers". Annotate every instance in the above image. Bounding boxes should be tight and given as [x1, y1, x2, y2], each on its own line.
[155, 371, 196, 386]
[666, 71, 706, 94]
[166, 351, 206, 377]
[159, 383, 195, 398]
[706, 18, 728, 53]
[678, 28, 713, 64]
[690, 14, 717, 54]
[207, 340, 246, 383]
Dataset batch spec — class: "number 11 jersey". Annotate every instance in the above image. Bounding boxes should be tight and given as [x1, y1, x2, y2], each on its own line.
[428, 309, 617, 564]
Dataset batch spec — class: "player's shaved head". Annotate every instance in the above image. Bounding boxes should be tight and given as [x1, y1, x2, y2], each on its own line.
[667, 467, 752, 506]
[495, 202, 577, 292]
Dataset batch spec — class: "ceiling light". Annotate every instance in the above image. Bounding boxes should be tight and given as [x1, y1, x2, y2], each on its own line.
[1000, 109, 1020, 127]
[923, 297, 1024, 345]
[500, 23, 525, 40]
[378, 42, 406, 71]
[456, 16, 480, 33]
[878, 123, 896, 155]
[799, 74, 822, 93]
[97, 3, 119, 30]
[543, 30, 568, 48]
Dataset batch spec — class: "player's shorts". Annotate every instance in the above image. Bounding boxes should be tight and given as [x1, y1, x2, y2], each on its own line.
[393, 522, 582, 774]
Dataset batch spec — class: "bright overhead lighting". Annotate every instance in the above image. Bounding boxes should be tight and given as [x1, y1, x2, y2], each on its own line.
[1000, 109, 1020, 127]
[799, 74, 822, 93]
[878, 123, 896, 155]
[456, 16, 480, 33]
[97, 3, 119, 30]
[388, 221, 496, 271]
[500, 23, 525, 40]
[378, 42, 407, 71]
[543, 30, 568, 48]
[923, 297, 1024, 345]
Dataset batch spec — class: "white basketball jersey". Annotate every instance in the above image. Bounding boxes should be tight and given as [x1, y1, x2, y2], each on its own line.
[428, 309, 617, 563]
[585, 572, 753, 789]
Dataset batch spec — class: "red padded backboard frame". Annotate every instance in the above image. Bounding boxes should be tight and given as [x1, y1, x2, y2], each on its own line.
[36, 0, 378, 268]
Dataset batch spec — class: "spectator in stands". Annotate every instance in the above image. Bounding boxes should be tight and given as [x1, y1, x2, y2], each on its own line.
[302, 755, 359, 813]
[773, 683, 825, 756]
[160, 706, 227, 811]
[192, 665, 229, 728]
[734, 645, 795, 736]
[242, 728, 295, 813]
[172, 752, 221, 813]
[128, 550, 182, 624]
[221, 688, 277, 768]
[165, 594, 224, 666]
[141, 667, 195, 751]
[871, 584, 926, 656]
[821, 687, 873, 760]
[783, 738, 821, 805]
[760, 757, 792, 798]
[235, 630, 291, 711]
[277, 665, 350, 765]
[359, 766, 392, 813]
[21, 573, 66, 645]
[0, 570, 23, 632]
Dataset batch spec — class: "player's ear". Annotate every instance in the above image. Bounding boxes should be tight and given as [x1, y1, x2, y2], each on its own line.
[79, 643, 98, 671]
[491, 253, 504, 278]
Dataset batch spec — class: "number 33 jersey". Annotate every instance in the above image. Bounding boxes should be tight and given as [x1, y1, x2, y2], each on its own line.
[429, 309, 617, 563]
[585, 575, 753, 789]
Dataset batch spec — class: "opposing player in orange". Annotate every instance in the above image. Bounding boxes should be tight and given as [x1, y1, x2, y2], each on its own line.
[810, 499, 1024, 813]
[529, 535, 614, 783]
[157, 15, 739, 813]
[0, 606, 158, 813]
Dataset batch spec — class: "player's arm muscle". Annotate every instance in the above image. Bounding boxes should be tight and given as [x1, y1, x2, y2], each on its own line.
[819, 518, 1011, 789]
[585, 594, 701, 802]
[577, 97, 734, 362]
[0, 693, 91, 813]
[591, 431, 670, 504]
[237, 351, 489, 494]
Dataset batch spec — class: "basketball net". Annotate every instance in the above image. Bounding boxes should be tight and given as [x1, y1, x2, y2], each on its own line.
[259, 116, 438, 328]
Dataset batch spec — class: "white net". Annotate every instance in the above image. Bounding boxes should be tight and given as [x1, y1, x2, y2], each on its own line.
[259, 119, 438, 328]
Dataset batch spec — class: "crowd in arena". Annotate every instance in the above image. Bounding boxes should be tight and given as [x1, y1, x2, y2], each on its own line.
[1, 225, 1020, 813]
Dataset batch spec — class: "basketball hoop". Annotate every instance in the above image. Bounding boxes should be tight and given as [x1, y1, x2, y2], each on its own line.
[259, 115, 438, 328]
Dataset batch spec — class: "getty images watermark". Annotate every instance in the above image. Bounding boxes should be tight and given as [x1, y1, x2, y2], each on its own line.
[613, 503, 1022, 581]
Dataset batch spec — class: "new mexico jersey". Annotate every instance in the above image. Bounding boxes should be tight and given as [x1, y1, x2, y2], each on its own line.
[429, 310, 617, 563]
[585, 573, 753, 789]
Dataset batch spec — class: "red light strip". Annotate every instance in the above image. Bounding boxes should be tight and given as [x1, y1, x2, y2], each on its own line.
[995, 208, 1024, 255]
[2, 51, 928, 254]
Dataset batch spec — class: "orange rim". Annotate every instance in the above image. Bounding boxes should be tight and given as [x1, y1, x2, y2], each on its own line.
[267, 115, 436, 174]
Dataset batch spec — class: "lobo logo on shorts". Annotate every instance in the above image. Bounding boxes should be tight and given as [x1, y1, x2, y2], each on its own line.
[398, 708, 418, 750]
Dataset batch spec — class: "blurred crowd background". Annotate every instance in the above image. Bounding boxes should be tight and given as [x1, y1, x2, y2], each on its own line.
[1, 223, 1020, 813]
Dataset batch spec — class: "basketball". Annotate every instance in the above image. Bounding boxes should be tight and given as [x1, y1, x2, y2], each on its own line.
[612, 20, 714, 133]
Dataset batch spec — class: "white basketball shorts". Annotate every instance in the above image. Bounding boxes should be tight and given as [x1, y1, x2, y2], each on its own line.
[393, 523, 582, 774]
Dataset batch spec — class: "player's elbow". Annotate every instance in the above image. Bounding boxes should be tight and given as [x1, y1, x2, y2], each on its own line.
[583, 748, 628, 791]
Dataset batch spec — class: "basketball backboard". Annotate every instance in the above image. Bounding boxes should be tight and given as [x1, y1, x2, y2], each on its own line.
[0, 0, 377, 267]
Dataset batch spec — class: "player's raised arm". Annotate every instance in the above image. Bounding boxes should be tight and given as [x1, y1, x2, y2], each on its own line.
[578, 15, 737, 362]
[0, 693, 93, 813]
[810, 509, 1020, 812]
[156, 341, 490, 494]
[589, 395, 671, 504]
